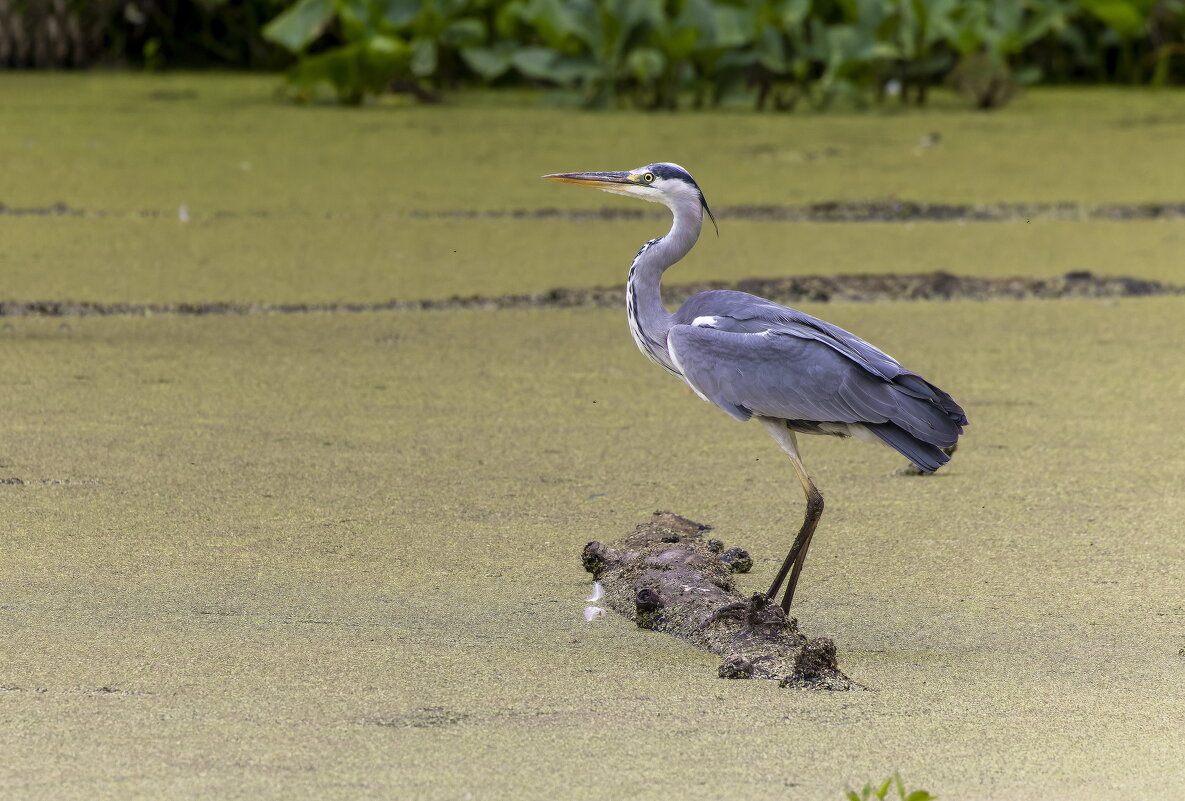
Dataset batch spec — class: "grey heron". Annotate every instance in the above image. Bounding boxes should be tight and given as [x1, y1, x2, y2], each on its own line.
[545, 163, 967, 613]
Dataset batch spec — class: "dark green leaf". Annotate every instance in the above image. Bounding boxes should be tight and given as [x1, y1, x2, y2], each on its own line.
[757, 27, 787, 72]
[664, 28, 701, 59]
[779, 0, 811, 27]
[382, 0, 421, 28]
[460, 46, 513, 80]
[334, 0, 372, 33]
[1078, 0, 1148, 38]
[262, 0, 334, 52]
[511, 46, 561, 79]
[442, 18, 486, 46]
[712, 6, 750, 49]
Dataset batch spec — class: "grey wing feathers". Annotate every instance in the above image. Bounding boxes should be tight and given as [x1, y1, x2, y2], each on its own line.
[666, 303, 967, 471]
[669, 325, 868, 424]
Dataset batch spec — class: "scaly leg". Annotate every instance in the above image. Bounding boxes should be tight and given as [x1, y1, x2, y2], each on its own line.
[759, 417, 825, 613]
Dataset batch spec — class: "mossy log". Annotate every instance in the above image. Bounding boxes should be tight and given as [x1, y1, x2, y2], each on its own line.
[582, 511, 854, 690]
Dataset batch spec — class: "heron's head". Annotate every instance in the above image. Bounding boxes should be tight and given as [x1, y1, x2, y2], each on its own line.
[544, 162, 717, 234]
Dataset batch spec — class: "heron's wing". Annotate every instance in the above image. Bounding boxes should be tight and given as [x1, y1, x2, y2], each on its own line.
[666, 320, 964, 448]
[675, 291, 964, 405]
[675, 294, 906, 383]
[668, 324, 873, 423]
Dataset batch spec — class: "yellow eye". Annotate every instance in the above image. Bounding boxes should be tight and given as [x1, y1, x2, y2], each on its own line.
[643, 173, 654, 183]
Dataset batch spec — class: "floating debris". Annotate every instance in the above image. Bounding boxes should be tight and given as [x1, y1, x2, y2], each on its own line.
[1, 271, 1178, 318]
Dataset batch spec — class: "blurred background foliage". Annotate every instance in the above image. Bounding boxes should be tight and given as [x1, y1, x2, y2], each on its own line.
[1, 0, 1182, 107]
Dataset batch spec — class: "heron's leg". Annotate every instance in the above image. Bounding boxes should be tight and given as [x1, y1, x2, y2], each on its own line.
[759, 417, 825, 613]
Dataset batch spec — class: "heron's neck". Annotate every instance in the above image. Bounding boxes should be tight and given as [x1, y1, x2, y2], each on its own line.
[626, 197, 703, 373]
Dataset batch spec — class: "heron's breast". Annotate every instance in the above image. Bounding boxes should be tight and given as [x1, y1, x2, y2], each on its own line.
[626, 313, 680, 376]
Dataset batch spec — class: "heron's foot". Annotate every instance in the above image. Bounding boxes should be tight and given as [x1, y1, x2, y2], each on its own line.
[699, 594, 793, 637]
[746, 592, 796, 637]
[744, 591, 775, 620]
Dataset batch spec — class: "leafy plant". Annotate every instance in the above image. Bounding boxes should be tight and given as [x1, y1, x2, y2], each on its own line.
[252, 0, 1185, 106]
[263, 0, 411, 103]
[801, 0, 900, 110]
[263, 0, 493, 103]
[1145, 0, 1185, 86]
[1078, 0, 1155, 81]
[883, 0, 961, 105]
[502, 0, 672, 108]
[941, 0, 1066, 107]
[845, 771, 937, 801]
[391, 0, 490, 89]
[698, 0, 797, 109]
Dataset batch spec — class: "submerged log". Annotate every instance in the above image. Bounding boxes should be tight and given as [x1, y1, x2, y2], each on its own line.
[582, 511, 854, 690]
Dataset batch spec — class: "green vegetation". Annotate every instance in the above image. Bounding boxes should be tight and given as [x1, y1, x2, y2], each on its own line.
[846, 773, 937, 801]
[3, 76, 1184, 308]
[260, 0, 1185, 106]
[3, 297, 1185, 800]
[1, 72, 1185, 800]
[4, 1, 1184, 107]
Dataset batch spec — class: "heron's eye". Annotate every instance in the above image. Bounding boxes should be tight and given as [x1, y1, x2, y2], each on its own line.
[643, 173, 654, 183]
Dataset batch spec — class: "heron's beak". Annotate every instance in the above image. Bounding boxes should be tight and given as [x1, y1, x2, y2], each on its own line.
[543, 171, 638, 193]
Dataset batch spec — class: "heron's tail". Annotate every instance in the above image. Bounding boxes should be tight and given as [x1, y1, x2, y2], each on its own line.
[863, 422, 953, 472]
[892, 374, 968, 434]
[863, 375, 968, 473]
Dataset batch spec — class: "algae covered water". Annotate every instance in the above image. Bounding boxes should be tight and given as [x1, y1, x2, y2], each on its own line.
[1, 75, 1184, 800]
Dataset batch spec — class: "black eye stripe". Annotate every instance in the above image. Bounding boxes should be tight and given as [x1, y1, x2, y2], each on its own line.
[647, 164, 686, 181]
[645, 163, 700, 190]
